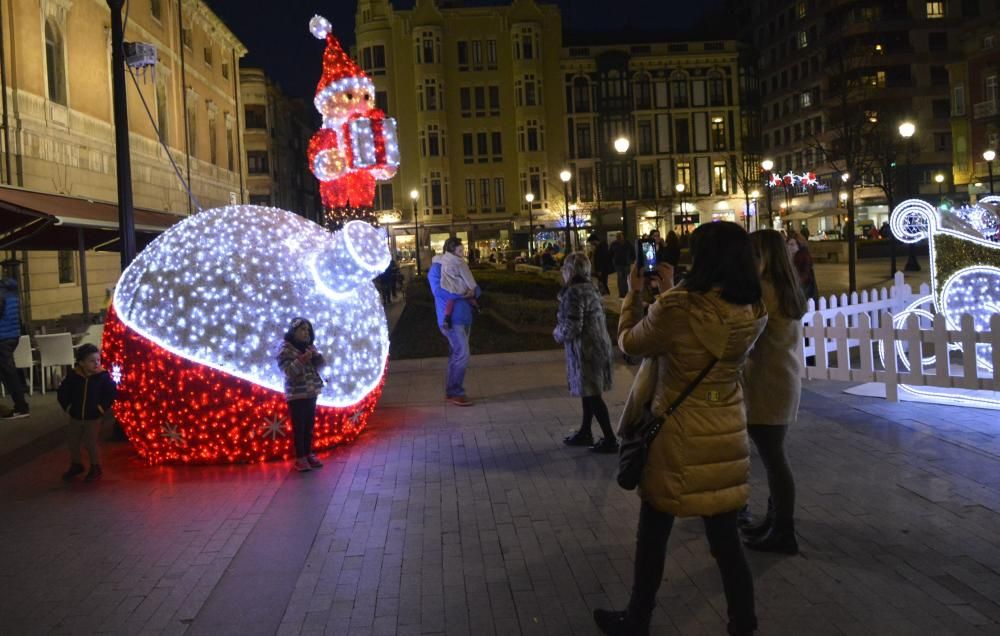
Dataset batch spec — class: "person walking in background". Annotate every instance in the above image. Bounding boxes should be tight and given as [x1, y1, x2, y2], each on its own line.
[596, 222, 766, 636]
[0, 277, 29, 420]
[57, 344, 117, 482]
[555, 253, 617, 454]
[588, 234, 613, 295]
[277, 317, 326, 472]
[429, 238, 480, 406]
[433, 242, 479, 329]
[786, 233, 818, 301]
[659, 230, 682, 268]
[609, 232, 635, 299]
[742, 230, 807, 555]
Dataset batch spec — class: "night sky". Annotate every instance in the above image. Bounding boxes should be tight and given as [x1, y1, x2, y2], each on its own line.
[204, 0, 727, 101]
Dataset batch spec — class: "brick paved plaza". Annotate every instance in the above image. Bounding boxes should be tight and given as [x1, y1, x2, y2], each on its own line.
[2, 350, 999, 635]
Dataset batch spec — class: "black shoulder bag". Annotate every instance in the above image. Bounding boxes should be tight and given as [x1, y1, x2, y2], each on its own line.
[617, 358, 718, 491]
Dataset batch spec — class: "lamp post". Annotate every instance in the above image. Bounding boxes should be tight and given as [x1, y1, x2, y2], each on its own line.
[750, 189, 760, 232]
[761, 159, 774, 229]
[525, 192, 535, 257]
[898, 121, 920, 272]
[935, 172, 945, 198]
[108, 0, 137, 269]
[569, 203, 578, 250]
[410, 189, 421, 276]
[560, 169, 573, 253]
[984, 150, 996, 195]
[614, 137, 631, 240]
[675, 182, 686, 236]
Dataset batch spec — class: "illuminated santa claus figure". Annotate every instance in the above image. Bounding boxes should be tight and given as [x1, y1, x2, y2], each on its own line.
[307, 15, 399, 226]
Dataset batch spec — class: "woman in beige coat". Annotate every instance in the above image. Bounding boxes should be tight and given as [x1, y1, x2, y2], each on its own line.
[595, 222, 766, 636]
[741, 230, 807, 555]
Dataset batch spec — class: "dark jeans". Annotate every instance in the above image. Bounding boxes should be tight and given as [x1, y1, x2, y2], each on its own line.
[615, 265, 630, 298]
[580, 394, 613, 439]
[288, 397, 317, 458]
[440, 324, 471, 397]
[628, 501, 757, 634]
[0, 338, 28, 412]
[748, 425, 796, 526]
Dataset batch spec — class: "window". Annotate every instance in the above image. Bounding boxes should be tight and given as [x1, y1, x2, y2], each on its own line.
[474, 86, 486, 116]
[44, 21, 66, 105]
[480, 178, 491, 212]
[245, 105, 266, 129]
[638, 120, 653, 155]
[711, 118, 726, 150]
[226, 122, 234, 171]
[573, 78, 590, 112]
[429, 173, 444, 214]
[182, 26, 193, 50]
[985, 35, 996, 50]
[929, 32, 947, 50]
[462, 133, 474, 164]
[676, 162, 692, 191]
[674, 119, 690, 153]
[521, 32, 534, 59]
[208, 115, 217, 164]
[488, 86, 500, 116]
[486, 39, 497, 69]
[460, 87, 471, 117]
[932, 98, 950, 118]
[472, 41, 483, 69]
[422, 36, 435, 63]
[249, 194, 271, 206]
[953, 84, 965, 116]
[58, 251, 75, 284]
[156, 82, 169, 142]
[986, 74, 998, 102]
[671, 76, 688, 107]
[576, 125, 592, 158]
[494, 177, 506, 211]
[926, 1, 945, 18]
[524, 75, 538, 106]
[221, 62, 229, 79]
[465, 178, 477, 210]
[931, 66, 949, 86]
[797, 31, 808, 49]
[425, 125, 443, 157]
[457, 41, 469, 70]
[421, 79, 439, 111]
[372, 46, 386, 73]
[151, 0, 162, 21]
[491, 131, 502, 162]
[247, 151, 269, 174]
[204, 46, 212, 66]
[635, 75, 652, 109]
[477, 132, 488, 163]
[525, 120, 540, 151]
[713, 162, 728, 194]
[800, 91, 812, 108]
[934, 132, 952, 151]
[640, 165, 655, 198]
[797, 1, 807, 18]
[864, 71, 887, 87]
[579, 167, 594, 202]
[374, 183, 393, 210]
[375, 91, 388, 112]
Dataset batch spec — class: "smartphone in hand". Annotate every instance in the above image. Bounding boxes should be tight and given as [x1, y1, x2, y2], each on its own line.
[636, 239, 658, 277]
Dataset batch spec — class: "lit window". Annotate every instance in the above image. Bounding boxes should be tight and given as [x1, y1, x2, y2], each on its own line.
[800, 91, 812, 108]
[797, 31, 808, 49]
[926, 1, 945, 18]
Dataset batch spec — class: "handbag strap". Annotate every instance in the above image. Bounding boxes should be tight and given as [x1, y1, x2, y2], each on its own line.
[643, 357, 718, 443]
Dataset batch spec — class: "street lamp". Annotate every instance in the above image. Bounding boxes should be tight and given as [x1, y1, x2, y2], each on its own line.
[675, 182, 687, 236]
[898, 121, 920, 271]
[761, 159, 774, 228]
[935, 172, 945, 197]
[410, 189, 421, 276]
[525, 192, 535, 257]
[615, 137, 631, 240]
[984, 150, 996, 195]
[560, 169, 573, 252]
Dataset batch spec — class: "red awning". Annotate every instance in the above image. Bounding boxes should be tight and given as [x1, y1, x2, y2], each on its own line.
[0, 185, 184, 250]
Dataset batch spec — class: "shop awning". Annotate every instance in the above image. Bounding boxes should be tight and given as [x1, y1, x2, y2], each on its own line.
[0, 185, 184, 251]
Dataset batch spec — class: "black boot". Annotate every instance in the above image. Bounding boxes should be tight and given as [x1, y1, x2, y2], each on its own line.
[593, 609, 650, 636]
[84, 465, 103, 482]
[744, 522, 798, 555]
[563, 430, 594, 446]
[62, 463, 85, 482]
[740, 516, 772, 539]
[590, 437, 619, 454]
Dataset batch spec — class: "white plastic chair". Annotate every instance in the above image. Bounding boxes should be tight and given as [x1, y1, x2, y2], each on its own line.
[74, 324, 104, 349]
[34, 333, 75, 394]
[0, 335, 35, 397]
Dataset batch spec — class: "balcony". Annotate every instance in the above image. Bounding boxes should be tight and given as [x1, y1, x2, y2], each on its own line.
[973, 100, 999, 119]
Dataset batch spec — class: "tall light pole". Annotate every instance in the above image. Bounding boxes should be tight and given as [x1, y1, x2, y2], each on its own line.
[569, 203, 578, 248]
[984, 149, 996, 195]
[525, 192, 535, 257]
[761, 159, 774, 229]
[898, 121, 920, 272]
[560, 169, 573, 252]
[935, 173, 945, 198]
[410, 189, 421, 276]
[675, 182, 686, 236]
[750, 189, 760, 232]
[614, 136, 631, 240]
[108, 0, 137, 269]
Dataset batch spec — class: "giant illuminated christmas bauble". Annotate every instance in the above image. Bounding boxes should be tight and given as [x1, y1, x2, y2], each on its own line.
[102, 205, 390, 464]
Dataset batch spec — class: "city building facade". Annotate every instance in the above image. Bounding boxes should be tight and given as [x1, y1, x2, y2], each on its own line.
[731, 0, 975, 236]
[241, 67, 320, 222]
[1, 0, 247, 321]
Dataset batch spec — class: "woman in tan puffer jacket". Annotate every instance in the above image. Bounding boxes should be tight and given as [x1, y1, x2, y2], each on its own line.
[594, 222, 766, 636]
[740, 229, 807, 555]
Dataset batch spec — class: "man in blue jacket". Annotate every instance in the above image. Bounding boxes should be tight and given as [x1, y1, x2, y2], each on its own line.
[428, 238, 480, 406]
[0, 277, 29, 419]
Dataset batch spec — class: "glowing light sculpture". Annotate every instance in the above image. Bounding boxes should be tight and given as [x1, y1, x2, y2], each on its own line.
[883, 198, 1000, 406]
[103, 206, 391, 464]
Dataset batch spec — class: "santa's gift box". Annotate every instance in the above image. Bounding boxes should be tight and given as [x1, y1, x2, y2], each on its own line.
[348, 116, 400, 171]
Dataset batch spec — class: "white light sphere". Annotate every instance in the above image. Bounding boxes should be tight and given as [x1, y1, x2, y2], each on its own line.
[309, 15, 332, 39]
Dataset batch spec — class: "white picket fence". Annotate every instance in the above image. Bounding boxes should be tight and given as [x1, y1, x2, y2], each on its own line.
[799, 272, 1000, 402]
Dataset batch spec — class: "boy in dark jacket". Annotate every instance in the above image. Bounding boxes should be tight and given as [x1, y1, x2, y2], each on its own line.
[57, 343, 117, 482]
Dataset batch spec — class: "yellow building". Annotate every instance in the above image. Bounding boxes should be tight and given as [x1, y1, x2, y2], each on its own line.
[355, 0, 567, 260]
[1, 0, 247, 322]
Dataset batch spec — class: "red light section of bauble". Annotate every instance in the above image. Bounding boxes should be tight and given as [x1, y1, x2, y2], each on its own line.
[101, 303, 385, 465]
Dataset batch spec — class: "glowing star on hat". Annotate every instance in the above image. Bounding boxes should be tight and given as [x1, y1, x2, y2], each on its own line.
[307, 14, 399, 215]
[101, 205, 391, 464]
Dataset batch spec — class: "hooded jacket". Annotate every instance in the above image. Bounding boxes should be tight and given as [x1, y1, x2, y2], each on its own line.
[57, 366, 117, 421]
[619, 287, 767, 517]
[743, 280, 803, 426]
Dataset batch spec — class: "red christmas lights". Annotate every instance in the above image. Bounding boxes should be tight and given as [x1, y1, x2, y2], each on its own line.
[101, 304, 385, 465]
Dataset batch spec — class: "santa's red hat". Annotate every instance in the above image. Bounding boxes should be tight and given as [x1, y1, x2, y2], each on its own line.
[309, 15, 374, 107]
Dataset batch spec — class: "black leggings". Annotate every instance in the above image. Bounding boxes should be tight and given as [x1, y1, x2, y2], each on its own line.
[580, 395, 614, 439]
[747, 425, 796, 526]
[288, 397, 317, 458]
[628, 501, 757, 634]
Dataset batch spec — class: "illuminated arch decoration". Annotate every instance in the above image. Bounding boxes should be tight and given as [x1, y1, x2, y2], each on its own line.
[102, 206, 391, 464]
[883, 198, 1000, 407]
